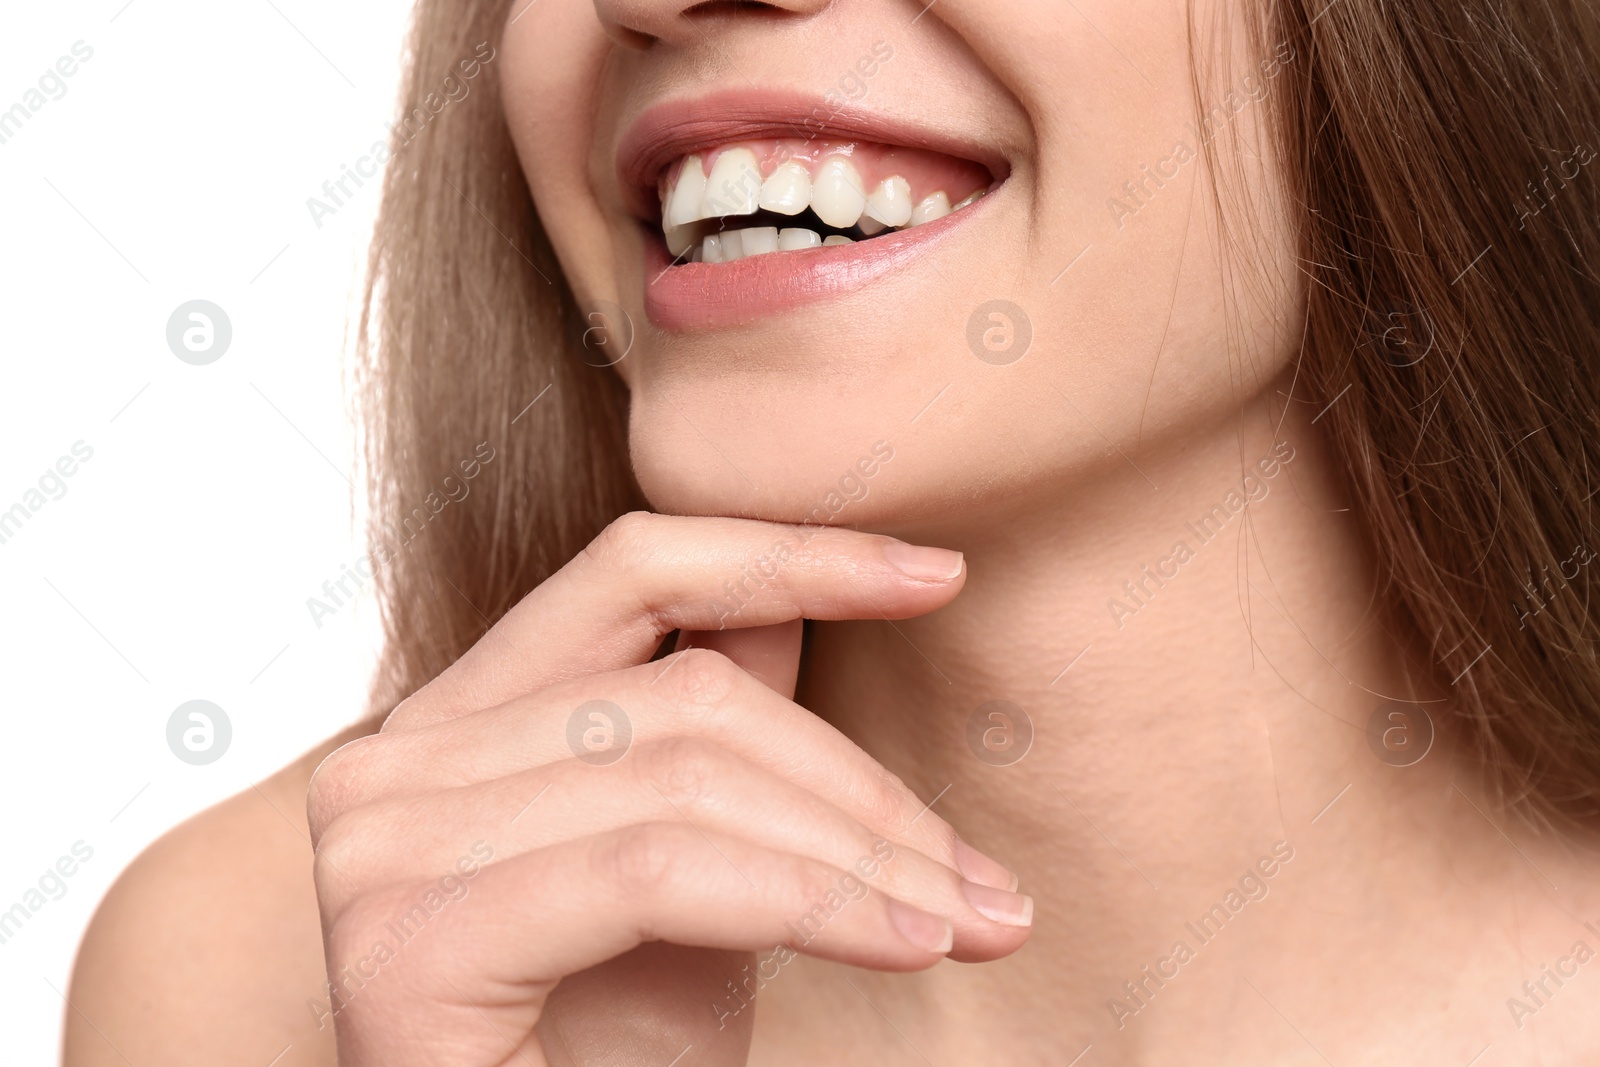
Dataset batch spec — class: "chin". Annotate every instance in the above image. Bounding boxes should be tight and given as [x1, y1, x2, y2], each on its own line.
[627, 393, 907, 522]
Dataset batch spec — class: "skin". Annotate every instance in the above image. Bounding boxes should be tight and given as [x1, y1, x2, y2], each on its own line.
[65, 0, 1600, 1065]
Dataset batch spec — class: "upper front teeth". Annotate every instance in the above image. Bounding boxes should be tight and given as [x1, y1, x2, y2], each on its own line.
[665, 154, 707, 228]
[659, 143, 988, 262]
[810, 158, 869, 229]
[702, 147, 762, 217]
[759, 161, 812, 215]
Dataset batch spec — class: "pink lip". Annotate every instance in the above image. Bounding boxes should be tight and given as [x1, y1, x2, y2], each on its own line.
[618, 90, 1004, 331]
[641, 206, 975, 331]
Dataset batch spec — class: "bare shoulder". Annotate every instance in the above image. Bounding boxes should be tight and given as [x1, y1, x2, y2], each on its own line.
[64, 724, 372, 1067]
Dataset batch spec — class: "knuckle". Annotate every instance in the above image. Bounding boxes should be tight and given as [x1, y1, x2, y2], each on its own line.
[588, 510, 661, 571]
[306, 735, 382, 841]
[312, 819, 366, 883]
[598, 822, 692, 897]
[660, 648, 743, 712]
[380, 693, 423, 733]
[859, 764, 915, 836]
[311, 813, 370, 901]
[639, 737, 729, 811]
[326, 888, 400, 964]
[786, 854, 850, 914]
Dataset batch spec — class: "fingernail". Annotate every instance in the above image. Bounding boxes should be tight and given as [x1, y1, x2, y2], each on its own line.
[961, 880, 1034, 928]
[885, 897, 954, 953]
[953, 838, 1018, 892]
[882, 541, 964, 582]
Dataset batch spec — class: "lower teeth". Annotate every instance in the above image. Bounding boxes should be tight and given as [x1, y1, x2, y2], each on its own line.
[697, 225, 851, 264]
[674, 188, 986, 264]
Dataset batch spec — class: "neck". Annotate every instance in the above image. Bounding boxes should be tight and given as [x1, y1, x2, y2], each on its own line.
[789, 380, 1496, 1054]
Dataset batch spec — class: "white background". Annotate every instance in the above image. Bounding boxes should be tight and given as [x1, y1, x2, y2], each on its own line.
[0, 2, 414, 1059]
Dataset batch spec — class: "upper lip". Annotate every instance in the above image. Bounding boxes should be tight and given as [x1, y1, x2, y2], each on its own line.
[615, 89, 1008, 224]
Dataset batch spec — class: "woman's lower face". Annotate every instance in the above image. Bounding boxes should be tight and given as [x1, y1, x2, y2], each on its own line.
[502, 0, 1301, 532]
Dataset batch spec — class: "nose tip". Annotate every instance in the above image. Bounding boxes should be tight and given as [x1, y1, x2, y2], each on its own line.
[592, 0, 832, 49]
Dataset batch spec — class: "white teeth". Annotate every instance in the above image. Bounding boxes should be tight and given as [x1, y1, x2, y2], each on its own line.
[665, 223, 697, 257]
[759, 162, 812, 216]
[700, 147, 761, 219]
[701, 226, 822, 263]
[739, 226, 779, 256]
[864, 176, 913, 228]
[665, 154, 707, 228]
[659, 143, 989, 262]
[811, 157, 868, 230]
[778, 227, 821, 250]
[909, 190, 952, 227]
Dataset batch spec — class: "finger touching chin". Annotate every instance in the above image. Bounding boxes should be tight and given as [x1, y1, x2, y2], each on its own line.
[536, 944, 755, 1067]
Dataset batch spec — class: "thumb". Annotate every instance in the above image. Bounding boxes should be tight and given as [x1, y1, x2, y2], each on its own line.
[673, 619, 804, 698]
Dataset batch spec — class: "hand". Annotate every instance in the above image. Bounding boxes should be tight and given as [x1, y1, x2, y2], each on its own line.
[307, 513, 1032, 1066]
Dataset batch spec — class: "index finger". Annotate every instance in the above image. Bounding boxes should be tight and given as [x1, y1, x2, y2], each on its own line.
[386, 511, 964, 731]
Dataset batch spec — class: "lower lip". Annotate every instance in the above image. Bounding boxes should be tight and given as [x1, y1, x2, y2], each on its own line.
[640, 203, 976, 331]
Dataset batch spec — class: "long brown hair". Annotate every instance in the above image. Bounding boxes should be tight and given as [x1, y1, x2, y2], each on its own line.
[355, 0, 638, 718]
[358, 0, 1600, 824]
[1251, 0, 1600, 825]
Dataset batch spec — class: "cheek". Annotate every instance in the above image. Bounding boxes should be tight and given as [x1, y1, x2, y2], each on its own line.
[905, 0, 1295, 470]
[501, 3, 618, 306]
[1027, 0, 1298, 443]
[503, 6, 646, 393]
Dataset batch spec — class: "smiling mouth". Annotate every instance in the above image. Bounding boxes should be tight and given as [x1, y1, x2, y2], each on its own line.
[654, 138, 994, 264]
[618, 92, 1006, 327]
